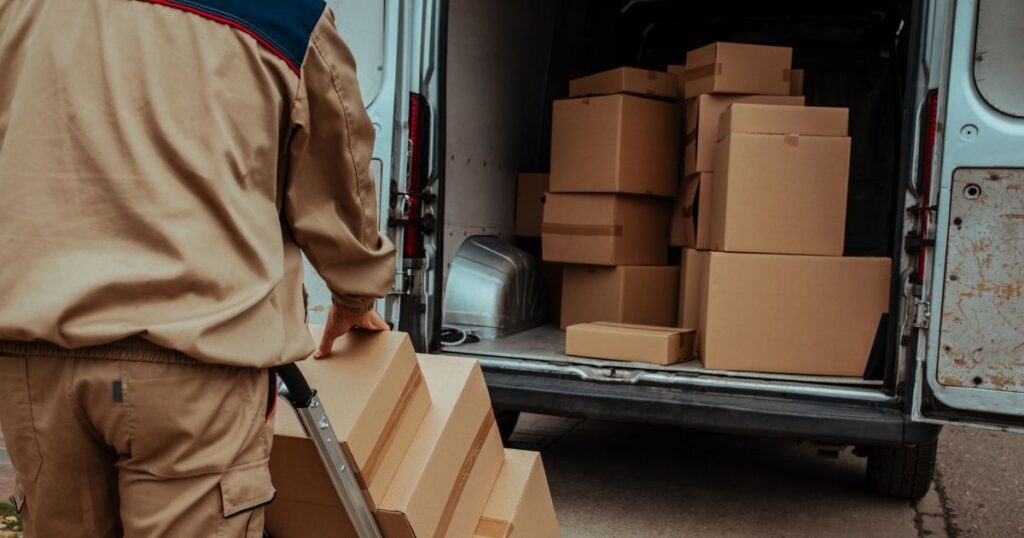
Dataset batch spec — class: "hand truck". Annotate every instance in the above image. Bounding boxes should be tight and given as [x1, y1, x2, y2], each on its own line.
[270, 363, 384, 538]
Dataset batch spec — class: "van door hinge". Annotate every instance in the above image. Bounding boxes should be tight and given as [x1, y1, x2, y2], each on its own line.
[912, 298, 931, 329]
[392, 269, 412, 295]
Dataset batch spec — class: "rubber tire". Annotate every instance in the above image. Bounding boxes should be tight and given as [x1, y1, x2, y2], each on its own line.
[495, 410, 520, 444]
[865, 439, 938, 500]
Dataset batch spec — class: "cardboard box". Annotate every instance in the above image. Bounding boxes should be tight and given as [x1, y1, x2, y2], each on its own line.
[266, 329, 431, 537]
[684, 94, 805, 175]
[566, 322, 696, 365]
[710, 107, 851, 256]
[683, 42, 793, 98]
[717, 103, 848, 140]
[377, 354, 504, 538]
[677, 249, 708, 332]
[542, 193, 670, 266]
[515, 173, 549, 237]
[698, 252, 890, 376]
[560, 265, 679, 329]
[550, 95, 680, 196]
[568, 67, 678, 100]
[667, 65, 687, 100]
[474, 450, 561, 538]
[790, 68, 805, 96]
[669, 173, 712, 248]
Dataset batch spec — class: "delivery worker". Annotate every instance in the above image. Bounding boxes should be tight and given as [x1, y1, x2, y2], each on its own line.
[0, 0, 396, 536]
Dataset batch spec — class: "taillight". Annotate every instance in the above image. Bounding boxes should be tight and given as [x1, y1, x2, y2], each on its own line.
[915, 90, 939, 284]
[405, 93, 430, 258]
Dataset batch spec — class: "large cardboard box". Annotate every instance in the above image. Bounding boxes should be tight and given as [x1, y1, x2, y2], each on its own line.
[266, 329, 431, 537]
[550, 95, 680, 196]
[566, 322, 696, 365]
[568, 67, 678, 100]
[669, 172, 712, 248]
[515, 173, 549, 237]
[377, 355, 505, 537]
[560, 265, 679, 329]
[542, 193, 670, 266]
[683, 42, 793, 98]
[683, 94, 805, 175]
[710, 104, 851, 256]
[677, 249, 708, 332]
[698, 252, 891, 376]
[474, 450, 561, 538]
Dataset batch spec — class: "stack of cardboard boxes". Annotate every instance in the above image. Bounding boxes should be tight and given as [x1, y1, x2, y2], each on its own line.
[266, 328, 560, 537]
[540, 67, 682, 336]
[675, 42, 891, 377]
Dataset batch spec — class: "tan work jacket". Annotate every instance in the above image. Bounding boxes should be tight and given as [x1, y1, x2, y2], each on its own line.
[0, 0, 396, 367]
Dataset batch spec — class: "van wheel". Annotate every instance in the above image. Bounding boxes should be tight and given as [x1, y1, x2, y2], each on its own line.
[865, 440, 937, 500]
[495, 410, 520, 443]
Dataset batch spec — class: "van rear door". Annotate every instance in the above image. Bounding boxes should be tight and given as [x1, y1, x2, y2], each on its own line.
[302, 0, 412, 327]
[912, 0, 1024, 430]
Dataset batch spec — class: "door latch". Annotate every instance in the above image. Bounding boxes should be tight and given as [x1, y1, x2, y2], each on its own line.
[912, 298, 931, 329]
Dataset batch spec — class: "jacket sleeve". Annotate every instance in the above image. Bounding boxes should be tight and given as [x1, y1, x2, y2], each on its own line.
[283, 10, 396, 314]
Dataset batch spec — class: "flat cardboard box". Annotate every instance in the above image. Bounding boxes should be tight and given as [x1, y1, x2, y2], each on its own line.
[669, 172, 712, 248]
[717, 103, 848, 141]
[565, 322, 696, 365]
[376, 354, 504, 538]
[683, 42, 793, 98]
[550, 95, 680, 196]
[568, 67, 678, 100]
[266, 329, 431, 537]
[699, 252, 891, 376]
[560, 265, 679, 329]
[542, 193, 670, 266]
[710, 132, 851, 256]
[474, 450, 561, 538]
[790, 68, 805, 96]
[684, 94, 805, 175]
[515, 173, 549, 237]
[677, 249, 708, 332]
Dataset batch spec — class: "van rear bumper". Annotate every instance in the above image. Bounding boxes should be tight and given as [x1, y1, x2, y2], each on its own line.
[482, 367, 940, 448]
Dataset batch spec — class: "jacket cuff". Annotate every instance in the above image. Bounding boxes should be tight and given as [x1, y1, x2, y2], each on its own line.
[331, 294, 375, 315]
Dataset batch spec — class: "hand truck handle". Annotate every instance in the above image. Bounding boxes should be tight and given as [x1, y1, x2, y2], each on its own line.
[273, 363, 315, 408]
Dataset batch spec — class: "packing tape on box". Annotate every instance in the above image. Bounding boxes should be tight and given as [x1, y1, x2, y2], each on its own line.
[358, 369, 425, 489]
[434, 414, 497, 538]
[475, 517, 512, 538]
[542, 223, 623, 237]
[683, 62, 722, 81]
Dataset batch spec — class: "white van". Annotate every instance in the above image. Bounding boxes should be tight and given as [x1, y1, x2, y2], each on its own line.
[309, 0, 1024, 499]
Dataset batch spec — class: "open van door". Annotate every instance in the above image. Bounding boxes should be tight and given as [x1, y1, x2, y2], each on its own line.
[912, 0, 1024, 431]
[302, 0, 422, 337]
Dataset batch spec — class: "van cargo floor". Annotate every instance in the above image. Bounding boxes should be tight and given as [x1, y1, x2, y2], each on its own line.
[442, 324, 882, 387]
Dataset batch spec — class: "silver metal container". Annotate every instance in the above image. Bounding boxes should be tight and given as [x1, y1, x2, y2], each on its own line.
[442, 235, 547, 339]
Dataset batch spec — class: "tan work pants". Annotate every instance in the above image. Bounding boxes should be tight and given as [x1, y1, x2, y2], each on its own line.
[0, 339, 277, 537]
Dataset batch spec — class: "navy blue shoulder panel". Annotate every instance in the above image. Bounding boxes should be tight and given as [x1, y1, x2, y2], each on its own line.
[144, 0, 326, 73]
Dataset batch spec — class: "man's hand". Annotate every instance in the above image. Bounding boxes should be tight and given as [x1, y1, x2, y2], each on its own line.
[314, 305, 390, 359]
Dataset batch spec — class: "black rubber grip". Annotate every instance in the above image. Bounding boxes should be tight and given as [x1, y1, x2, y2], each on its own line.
[274, 363, 315, 408]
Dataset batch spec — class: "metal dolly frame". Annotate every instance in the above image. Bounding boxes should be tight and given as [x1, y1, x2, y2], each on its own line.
[271, 363, 384, 538]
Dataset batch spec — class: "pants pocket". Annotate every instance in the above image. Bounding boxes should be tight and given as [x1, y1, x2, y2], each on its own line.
[0, 356, 42, 482]
[219, 460, 275, 537]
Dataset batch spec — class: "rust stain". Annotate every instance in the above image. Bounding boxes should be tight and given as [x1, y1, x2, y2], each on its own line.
[940, 376, 965, 387]
[1002, 213, 1024, 220]
[310, 304, 326, 313]
[1007, 184, 1022, 192]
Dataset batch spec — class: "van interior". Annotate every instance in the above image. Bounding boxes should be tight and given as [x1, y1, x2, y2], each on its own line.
[437, 0, 916, 391]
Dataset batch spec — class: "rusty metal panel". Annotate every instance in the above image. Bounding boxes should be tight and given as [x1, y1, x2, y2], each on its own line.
[937, 168, 1024, 393]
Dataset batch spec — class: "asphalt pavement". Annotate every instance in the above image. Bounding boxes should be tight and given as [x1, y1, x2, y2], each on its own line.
[508, 414, 1024, 538]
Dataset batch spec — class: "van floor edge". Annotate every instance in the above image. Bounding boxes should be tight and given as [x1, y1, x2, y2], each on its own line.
[440, 325, 882, 388]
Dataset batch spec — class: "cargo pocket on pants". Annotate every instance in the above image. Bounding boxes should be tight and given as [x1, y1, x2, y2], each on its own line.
[220, 461, 276, 519]
[0, 356, 42, 482]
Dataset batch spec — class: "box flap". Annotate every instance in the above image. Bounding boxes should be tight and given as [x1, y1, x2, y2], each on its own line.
[568, 67, 677, 99]
[718, 103, 848, 141]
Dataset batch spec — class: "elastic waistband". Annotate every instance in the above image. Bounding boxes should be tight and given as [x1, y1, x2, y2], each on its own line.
[0, 336, 204, 365]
